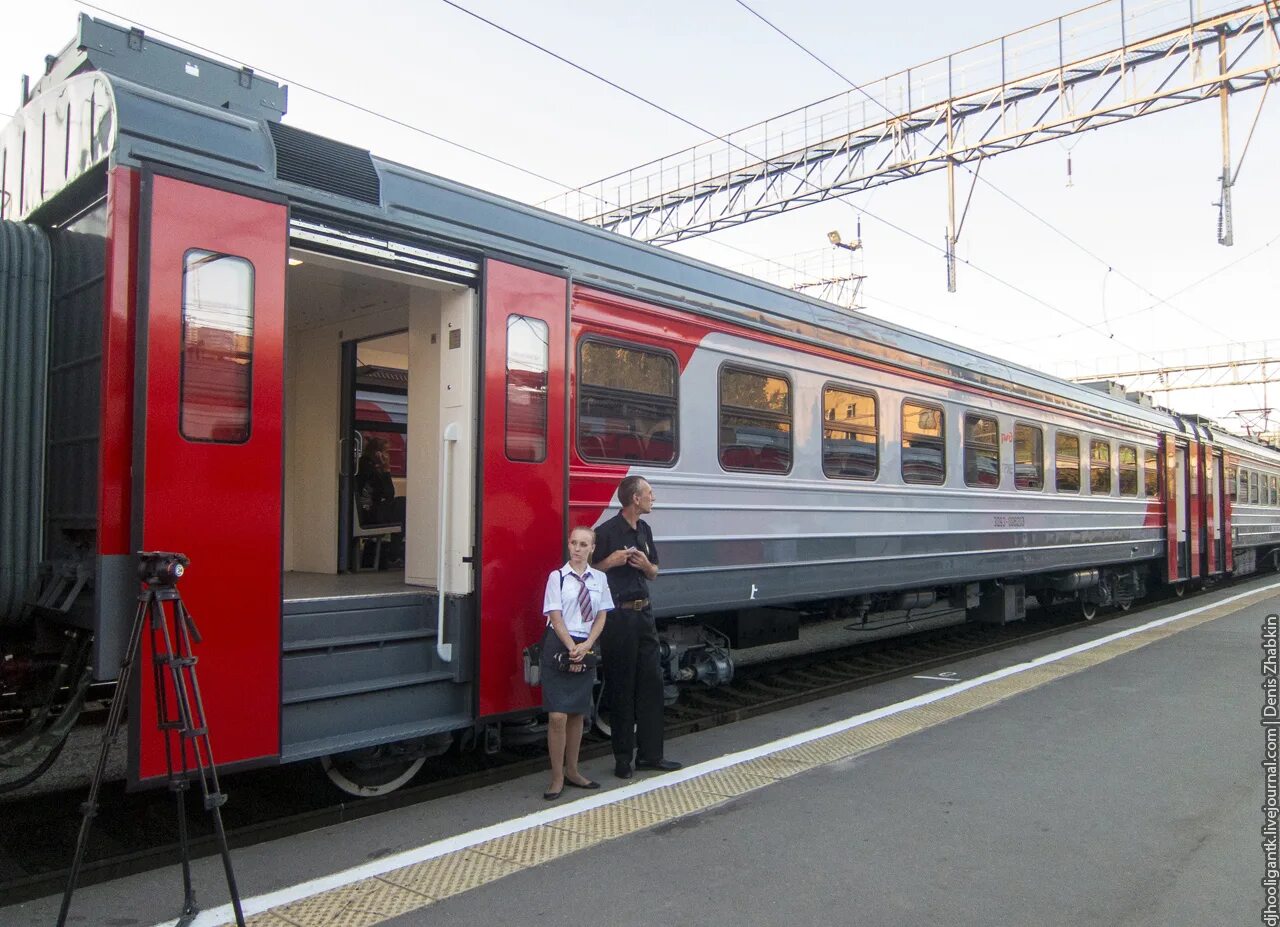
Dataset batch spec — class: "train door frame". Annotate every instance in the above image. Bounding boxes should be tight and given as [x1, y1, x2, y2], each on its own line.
[1161, 432, 1191, 584]
[1187, 435, 1202, 581]
[129, 168, 288, 784]
[1206, 447, 1224, 575]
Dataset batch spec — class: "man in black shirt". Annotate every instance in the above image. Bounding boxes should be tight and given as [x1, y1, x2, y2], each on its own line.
[593, 475, 682, 778]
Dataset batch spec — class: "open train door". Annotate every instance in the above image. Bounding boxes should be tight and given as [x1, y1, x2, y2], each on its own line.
[1161, 432, 1191, 585]
[477, 260, 568, 718]
[129, 172, 287, 785]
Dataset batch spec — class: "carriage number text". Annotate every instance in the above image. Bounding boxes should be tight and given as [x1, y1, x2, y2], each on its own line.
[993, 515, 1026, 528]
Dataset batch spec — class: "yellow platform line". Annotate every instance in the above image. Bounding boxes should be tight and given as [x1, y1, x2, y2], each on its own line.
[193, 581, 1278, 927]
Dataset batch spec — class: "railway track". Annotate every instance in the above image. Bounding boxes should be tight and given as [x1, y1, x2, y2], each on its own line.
[0, 598, 1158, 905]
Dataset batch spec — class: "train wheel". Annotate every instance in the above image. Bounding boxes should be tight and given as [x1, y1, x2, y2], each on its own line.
[1173, 583, 1186, 598]
[321, 747, 425, 797]
[1080, 600, 1098, 621]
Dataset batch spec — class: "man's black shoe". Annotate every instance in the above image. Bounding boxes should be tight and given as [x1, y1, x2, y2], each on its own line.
[614, 761, 633, 779]
[635, 758, 682, 772]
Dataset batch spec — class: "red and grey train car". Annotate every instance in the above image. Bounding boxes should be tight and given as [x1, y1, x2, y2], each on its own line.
[2, 18, 1278, 793]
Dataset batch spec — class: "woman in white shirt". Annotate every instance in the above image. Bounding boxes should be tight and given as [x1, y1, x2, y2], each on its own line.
[540, 526, 613, 799]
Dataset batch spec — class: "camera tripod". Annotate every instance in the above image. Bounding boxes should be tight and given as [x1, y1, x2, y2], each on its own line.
[57, 552, 246, 927]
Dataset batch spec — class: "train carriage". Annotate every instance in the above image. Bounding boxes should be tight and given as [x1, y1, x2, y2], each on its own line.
[2, 17, 1279, 794]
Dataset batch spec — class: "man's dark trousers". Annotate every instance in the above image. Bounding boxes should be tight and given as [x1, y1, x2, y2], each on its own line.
[601, 605, 664, 764]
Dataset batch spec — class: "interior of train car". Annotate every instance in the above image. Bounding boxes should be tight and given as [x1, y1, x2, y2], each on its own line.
[281, 247, 477, 601]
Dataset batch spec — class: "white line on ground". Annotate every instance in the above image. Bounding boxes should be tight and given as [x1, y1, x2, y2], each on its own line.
[161, 579, 1280, 927]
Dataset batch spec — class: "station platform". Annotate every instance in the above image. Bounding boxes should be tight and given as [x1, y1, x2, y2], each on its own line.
[4, 576, 1276, 927]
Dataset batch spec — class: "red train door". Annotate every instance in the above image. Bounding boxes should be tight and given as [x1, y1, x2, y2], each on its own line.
[129, 173, 287, 784]
[478, 260, 568, 718]
[1205, 448, 1223, 575]
[1187, 437, 1201, 580]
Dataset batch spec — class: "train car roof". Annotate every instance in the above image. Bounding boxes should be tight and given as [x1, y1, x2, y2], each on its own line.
[4, 16, 1279, 459]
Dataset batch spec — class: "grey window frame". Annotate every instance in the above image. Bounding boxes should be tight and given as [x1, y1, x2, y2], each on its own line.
[821, 382, 879, 481]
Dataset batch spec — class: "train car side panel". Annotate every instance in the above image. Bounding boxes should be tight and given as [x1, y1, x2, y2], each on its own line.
[129, 175, 286, 783]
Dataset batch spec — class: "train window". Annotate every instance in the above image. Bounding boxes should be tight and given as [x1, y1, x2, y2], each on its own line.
[1251, 471, 1260, 504]
[577, 339, 678, 465]
[962, 414, 999, 488]
[1144, 449, 1159, 498]
[1014, 423, 1044, 491]
[1055, 432, 1080, 493]
[719, 366, 791, 473]
[1226, 465, 1237, 502]
[822, 385, 878, 480]
[902, 401, 945, 485]
[1089, 440, 1112, 495]
[505, 315, 548, 462]
[1271, 475, 1278, 506]
[1239, 468, 1248, 502]
[180, 250, 253, 443]
[1118, 444, 1138, 496]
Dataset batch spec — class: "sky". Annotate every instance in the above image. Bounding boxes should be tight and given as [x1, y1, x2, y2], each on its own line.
[6, 0, 1278, 436]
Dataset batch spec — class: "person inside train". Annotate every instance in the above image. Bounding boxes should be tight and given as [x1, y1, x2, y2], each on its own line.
[355, 436, 405, 567]
[540, 525, 612, 799]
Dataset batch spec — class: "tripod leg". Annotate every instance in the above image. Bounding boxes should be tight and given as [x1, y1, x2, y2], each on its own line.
[56, 595, 149, 927]
[171, 598, 246, 927]
[152, 595, 199, 919]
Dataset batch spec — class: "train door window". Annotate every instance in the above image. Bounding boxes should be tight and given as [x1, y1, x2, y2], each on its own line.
[962, 413, 999, 488]
[1271, 475, 1278, 506]
[577, 339, 678, 465]
[822, 385, 878, 480]
[1117, 444, 1138, 496]
[1055, 432, 1080, 493]
[1143, 448, 1160, 497]
[1089, 440, 1112, 495]
[1014, 423, 1044, 491]
[902, 401, 945, 485]
[718, 365, 791, 473]
[1237, 467, 1247, 502]
[1251, 471, 1260, 504]
[505, 315, 548, 462]
[180, 250, 254, 442]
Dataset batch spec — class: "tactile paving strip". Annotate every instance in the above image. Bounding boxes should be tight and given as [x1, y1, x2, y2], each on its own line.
[547, 801, 666, 839]
[378, 850, 522, 901]
[269, 879, 429, 927]
[471, 825, 599, 867]
[222, 588, 1271, 927]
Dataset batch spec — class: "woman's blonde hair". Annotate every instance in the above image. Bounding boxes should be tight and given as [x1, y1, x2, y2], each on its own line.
[569, 525, 596, 543]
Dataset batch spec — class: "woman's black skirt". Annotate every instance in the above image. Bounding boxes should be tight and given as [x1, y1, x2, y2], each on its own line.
[540, 634, 596, 715]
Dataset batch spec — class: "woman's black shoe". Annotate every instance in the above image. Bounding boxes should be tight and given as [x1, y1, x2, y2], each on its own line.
[543, 787, 563, 800]
[565, 778, 600, 790]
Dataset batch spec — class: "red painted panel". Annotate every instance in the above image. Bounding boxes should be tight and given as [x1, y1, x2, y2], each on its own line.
[131, 175, 285, 783]
[1223, 453, 1235, 572]
[1188, 440, 1201, 579]
[1162, 436, 1180, 582]
[1205, 450, 1219, 575]
[478, 260, 567, 718]
[99, 167, 139, 555]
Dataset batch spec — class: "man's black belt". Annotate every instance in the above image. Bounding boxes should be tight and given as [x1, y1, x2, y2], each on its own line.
[613, 598, 650, 611]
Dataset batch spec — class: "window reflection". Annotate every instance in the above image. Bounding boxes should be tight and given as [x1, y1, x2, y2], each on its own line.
[180, 250, 253, 442]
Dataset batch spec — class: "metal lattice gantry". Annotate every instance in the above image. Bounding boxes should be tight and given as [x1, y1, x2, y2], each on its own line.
[542, 0, 1280, 247]
[1060, 340, 1280, 392]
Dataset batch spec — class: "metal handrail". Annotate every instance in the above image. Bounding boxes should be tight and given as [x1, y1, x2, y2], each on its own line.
[436, 422, 459, 662]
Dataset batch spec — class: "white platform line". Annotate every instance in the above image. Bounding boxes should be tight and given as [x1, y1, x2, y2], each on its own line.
[164, 579, 1280, 927]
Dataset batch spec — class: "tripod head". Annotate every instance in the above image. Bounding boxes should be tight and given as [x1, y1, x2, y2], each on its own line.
[137, 551, 189, 587]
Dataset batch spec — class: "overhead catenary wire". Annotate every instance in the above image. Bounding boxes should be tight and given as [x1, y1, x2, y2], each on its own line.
[438, 0, 1165, 367]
